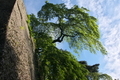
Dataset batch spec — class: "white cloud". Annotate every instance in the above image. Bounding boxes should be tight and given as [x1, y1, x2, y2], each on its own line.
[76, 0, 120, 79]
[62, 0, 73, 8]
[103, 23, 120, 79]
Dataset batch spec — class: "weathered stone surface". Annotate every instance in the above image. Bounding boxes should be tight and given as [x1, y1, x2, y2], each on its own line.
[0, 0, 35, 80]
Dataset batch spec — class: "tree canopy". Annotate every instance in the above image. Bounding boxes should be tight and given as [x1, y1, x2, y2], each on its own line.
[37, 2, 107, 54]
[27, 2, 112, 80]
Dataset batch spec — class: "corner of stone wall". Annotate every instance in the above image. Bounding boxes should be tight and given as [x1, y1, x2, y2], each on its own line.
[0, 0, 36, 80]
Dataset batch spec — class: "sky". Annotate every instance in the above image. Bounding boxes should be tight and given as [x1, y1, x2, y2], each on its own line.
[24, 0, 120, 79]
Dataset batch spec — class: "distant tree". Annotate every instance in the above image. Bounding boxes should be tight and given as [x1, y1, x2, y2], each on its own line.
[37, 2, 107, 54]
[79, 61, 113, 80]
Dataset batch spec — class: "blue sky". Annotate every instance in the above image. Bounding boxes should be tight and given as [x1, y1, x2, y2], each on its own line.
[24, 0, 120, 79]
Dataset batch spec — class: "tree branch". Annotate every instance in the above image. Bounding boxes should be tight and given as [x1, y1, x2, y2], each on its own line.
[52, 33, 75, 43]
[52, 34, 65, 43]
[52, 22, 75, 43]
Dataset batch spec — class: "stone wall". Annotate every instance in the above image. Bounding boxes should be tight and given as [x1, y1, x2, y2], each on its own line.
[0, 0, 35, 80]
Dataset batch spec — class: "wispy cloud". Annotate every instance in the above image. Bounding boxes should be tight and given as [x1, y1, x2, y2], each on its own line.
[76, 0, 120, 79]
[62, 0, 73, 8]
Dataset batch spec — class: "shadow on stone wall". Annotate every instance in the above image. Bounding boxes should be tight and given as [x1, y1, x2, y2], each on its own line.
[0, 0, 17, 80]
[0, 41, 18, 80]
[0, 0, 16, 63]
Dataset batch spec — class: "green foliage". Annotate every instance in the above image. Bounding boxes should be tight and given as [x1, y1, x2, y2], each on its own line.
[37, 2, 107, 54]
[98, 74, 113, 80]
[35, 32, 88, 80]
[40, 48, 88, 80]
[87, 73, 113, 80]
[35, 32, 54, 50]
[27, 14, 40, 37]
